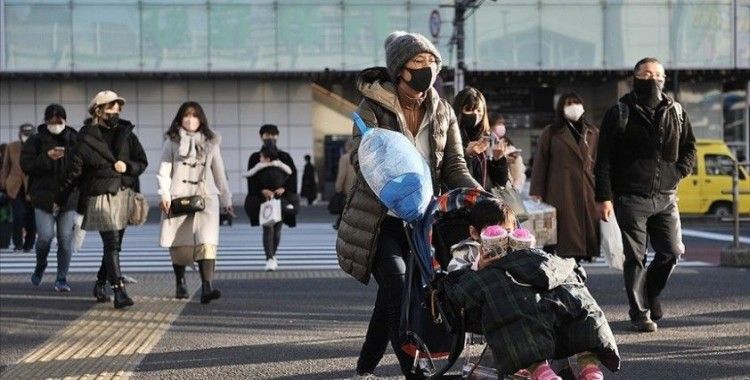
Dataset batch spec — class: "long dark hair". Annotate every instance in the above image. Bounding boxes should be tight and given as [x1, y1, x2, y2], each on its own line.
[453, 87, 490, 145]
[166, 101, 215, 140]
[553, 92, 586, 130]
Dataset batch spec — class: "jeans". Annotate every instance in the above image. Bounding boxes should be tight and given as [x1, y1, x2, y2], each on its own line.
[11, 188, 35, 250]
[262, 222, 282, 260]
[614, 193, 684, 321]
[356, 216, 427, 379]
[33, 209, 76, 281]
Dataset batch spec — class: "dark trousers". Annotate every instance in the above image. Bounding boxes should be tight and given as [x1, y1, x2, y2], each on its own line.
[97, 229, 125, 285]
[11, 188, 35, 250]
[356, 216, 427, 379]
[614, 193, 684, 321]
[262, 222, 282, 260]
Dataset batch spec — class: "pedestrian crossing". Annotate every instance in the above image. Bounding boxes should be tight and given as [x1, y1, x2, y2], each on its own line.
[0, 222, 713, 275]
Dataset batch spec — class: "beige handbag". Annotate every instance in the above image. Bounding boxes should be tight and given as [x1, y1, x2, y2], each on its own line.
[128, 190, 149, 226]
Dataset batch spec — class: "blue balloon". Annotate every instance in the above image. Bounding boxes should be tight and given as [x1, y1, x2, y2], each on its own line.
[353, 112, 433, 223]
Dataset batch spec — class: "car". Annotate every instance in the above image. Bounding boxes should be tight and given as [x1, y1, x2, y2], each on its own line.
[677, 139, 750, 217]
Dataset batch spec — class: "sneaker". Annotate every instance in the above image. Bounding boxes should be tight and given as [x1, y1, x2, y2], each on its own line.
[31, 272, 42, 286]
[272, 257, 279, 271]
[54, 280, 71, 292]
[578, 364, 604, 380]
[531, 363, 562, 380]
[265, 259, 276, 272]
[631, 318, 658, 333]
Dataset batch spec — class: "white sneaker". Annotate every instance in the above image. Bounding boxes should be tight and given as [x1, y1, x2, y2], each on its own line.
[265, 258, 278, 271]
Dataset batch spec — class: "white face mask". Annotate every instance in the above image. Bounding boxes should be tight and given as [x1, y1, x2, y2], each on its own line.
[563, 104, 585, 122]
[181, 116, 200, 132]
[20, 135, 29, 143]
[47, 123, 65, 135]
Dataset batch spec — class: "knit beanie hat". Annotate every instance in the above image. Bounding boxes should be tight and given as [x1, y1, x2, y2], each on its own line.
[384, 31, 442, 83]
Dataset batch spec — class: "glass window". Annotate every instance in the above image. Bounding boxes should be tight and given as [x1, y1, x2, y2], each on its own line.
[343, 4, 408, 70]
[680, 81, 724, 140]
[539, 2, 603, 69]
[604, 2, 670, 70]
[209, 4, 276, 71]
[705, 154, 736, 176]
[738, 1, 750, 68]
[72, 4, 141, 71]
[671, 2, 733, 68]
[276, 4, 342, 71]
[468, 2, 541, 70]
[4, 4, 72, 71]
[141, 5, 208, 71]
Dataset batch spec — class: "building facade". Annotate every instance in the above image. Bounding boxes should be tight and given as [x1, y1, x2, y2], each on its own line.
[1, 0, 749, 200]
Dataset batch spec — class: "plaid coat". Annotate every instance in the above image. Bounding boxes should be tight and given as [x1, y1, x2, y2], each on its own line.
[444, 248, 620, 375]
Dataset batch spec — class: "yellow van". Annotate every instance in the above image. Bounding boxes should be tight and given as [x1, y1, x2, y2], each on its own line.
[677, 139, 750, 216]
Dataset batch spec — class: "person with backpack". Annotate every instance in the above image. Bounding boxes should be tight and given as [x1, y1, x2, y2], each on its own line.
[20, 104, 79, 292]
[594, 57, 696, 333]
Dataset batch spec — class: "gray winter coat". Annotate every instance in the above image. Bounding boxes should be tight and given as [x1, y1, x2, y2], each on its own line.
[336, 67, 480, 284]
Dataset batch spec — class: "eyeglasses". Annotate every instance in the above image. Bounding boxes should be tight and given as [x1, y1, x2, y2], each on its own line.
[635, 72, 666, 81]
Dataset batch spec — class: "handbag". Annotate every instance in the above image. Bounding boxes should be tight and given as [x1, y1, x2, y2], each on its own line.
[128, 190, 149, 226]
[169, 195, 206, 217]
[491, 185, 529, 222]
[259, 198, 282, 226]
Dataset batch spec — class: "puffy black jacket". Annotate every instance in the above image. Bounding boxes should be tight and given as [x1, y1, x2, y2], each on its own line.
[20, 125, 78, 213]
[244, 151, 299, 227]
[595, 92, 696, 201]
[57, 118, 148, 205]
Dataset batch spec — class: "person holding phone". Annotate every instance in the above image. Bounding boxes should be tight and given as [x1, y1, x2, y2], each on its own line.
[20, 104, 79, 292]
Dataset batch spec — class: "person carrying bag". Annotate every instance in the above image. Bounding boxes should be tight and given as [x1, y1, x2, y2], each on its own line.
[157, 102, 233, 304]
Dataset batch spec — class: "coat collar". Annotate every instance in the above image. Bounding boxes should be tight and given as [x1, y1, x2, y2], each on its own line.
[552, 120, 594, 162]
[80, 120, 133, 163]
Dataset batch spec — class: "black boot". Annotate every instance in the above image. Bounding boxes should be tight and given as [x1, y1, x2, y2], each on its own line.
[200, 281, 221, 304]
[198, 259, 220, 304]
[173, 264, 188, 299]
[112, 280, 134, 309]
[93, 280, 110, 302]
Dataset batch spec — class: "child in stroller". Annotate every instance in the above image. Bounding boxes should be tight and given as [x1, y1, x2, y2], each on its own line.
[442, 198, 619, 380]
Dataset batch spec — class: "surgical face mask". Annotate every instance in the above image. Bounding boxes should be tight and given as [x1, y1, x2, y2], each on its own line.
[633, 78, 663, 108]
[493, 124, 506, 139]
[563, 104, 585, 122]
[181, 116, 200, 132]
[47, 123, 65, 135]
[20, 135, 29, 143]
[404, 66, 435, 93]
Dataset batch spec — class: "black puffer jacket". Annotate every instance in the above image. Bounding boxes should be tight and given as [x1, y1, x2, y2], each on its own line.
[20, 124, 78, 213]
[57, 118, 148, 205]
[595, 92, 696, 201]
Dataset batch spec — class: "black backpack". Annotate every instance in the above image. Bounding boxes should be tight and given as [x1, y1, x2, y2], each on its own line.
[616, 100, 684, 134]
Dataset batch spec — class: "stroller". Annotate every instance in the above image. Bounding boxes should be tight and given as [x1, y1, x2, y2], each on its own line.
[399, 187, 518, 379]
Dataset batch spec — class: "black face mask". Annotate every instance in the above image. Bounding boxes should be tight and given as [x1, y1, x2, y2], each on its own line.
[262, 138, 277, 148]
[460, 115, 481, 140]
[404, 67, 435, 93]
[633, 78, 662, 109]
[103, 113, 119, 128]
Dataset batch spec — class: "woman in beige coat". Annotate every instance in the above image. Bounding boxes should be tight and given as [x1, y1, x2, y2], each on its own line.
[157, 102, 233, 304]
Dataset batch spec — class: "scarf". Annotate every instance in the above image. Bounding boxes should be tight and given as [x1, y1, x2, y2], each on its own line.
[178, 128, 206, 160]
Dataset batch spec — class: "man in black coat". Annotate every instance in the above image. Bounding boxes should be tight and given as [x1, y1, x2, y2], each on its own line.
[595, 57, 696, 333]
[244, 124, 298, 271]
